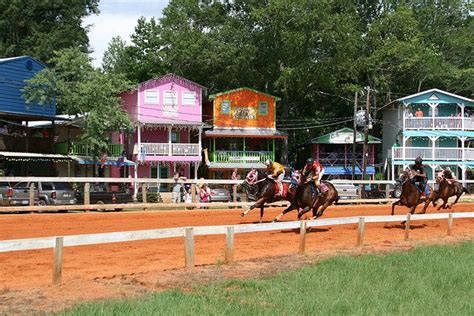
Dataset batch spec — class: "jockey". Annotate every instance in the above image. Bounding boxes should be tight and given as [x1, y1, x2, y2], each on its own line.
[302, 158, 325, 196]
[265, 159, 285, 196]
[410, 156, 427, 196]
[290, 169, 301, 189]
[246, 167, 258, 184]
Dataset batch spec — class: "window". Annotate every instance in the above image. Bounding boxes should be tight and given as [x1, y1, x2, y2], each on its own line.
[144, 90, 159, 104]
[182, 91, 196, 106]
[151, 166, 169, 179]
[164, 90, 177, 105]
[221, 100, 231, 114]
[171, 131, 180, 143]
[41, 183, 54, 191]
[258, 102, 268, 115]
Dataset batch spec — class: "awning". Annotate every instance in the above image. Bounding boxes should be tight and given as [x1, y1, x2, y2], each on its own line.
[0, 151, 71, 161]
[205, 128, 287, 138]
[324, 166, 375, 175]
[71, 156, 135, 166]
[208, 162, 266, 169]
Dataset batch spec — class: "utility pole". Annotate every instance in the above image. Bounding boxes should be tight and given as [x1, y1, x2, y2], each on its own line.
[361, 87, 370, 198]
[352, 91, 358, 180]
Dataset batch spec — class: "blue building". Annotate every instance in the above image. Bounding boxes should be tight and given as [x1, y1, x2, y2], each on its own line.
[0, 56, 67, 176]
[383, 89, 474, 182]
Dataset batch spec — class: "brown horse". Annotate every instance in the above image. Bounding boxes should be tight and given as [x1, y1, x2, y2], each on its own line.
[391, 169, 433, 215]
[241, 170, 296, 223]
[298, 181, 339, 220]
[421, 176, 468, 212]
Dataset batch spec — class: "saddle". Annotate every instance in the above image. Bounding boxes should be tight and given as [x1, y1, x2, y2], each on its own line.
[273, 182, 288, 198]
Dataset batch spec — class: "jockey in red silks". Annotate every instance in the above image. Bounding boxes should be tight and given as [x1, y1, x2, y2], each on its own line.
[302, 158, 325, 196]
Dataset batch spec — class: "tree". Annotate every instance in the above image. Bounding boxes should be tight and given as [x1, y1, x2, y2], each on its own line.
[0, 0, 99, 62]
[23, 48, 133, 158]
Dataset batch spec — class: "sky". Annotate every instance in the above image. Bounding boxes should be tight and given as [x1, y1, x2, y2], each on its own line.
[84, 0, 169, 67]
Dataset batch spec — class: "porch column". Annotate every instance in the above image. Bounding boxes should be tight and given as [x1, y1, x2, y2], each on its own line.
[461, 165, 467, 186]
[243, 137, 246, 158]
[198, 127, 202, 155]
[194, 162, 199, 179]
[460, 136, 467, 162]
[133, 163, 138, 197]
[168, 126, 172, 156]
[402, 136, 408, 164]
[403, 104, 406, 130]
[391, 161, 395, 181]
[429, 136, 439, 161]
[156, 162, 161, 191]
[344, 144, 347, 167]
[429, 103, 436, 129]
[272, 139, 275, 161]
[429, 164, 437, 181]
[459, 103, 465, 130]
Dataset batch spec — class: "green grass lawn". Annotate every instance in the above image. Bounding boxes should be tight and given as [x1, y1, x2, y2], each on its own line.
[60, 241, 474, 315]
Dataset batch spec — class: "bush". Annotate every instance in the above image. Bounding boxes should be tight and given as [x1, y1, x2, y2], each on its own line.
[137, 192, 162, 203]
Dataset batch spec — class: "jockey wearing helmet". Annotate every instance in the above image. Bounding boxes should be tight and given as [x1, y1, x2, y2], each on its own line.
[410, 156, 427, 196]
[265, 159, 285, 196]
[302, 157, 325, 196]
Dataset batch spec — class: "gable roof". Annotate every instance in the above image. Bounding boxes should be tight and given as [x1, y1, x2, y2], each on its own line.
[397, 88, 474, 106]
[139, 73, 207, 91]
[209, 87, 281, 101]
[0, 55, 47, 68]
[306, 127, 381, 144]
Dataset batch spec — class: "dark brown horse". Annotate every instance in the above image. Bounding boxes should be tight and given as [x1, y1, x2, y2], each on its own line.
[298, 181, 339, 220]
[241, 170, 296, 223]
[391, 169, 433, 215]
[421, 176, 468, 212]
[272, 173, 314, 222]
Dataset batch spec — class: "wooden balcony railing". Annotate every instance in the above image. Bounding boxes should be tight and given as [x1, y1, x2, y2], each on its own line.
[212, 150, 274, 164]
[55, 142, 124, 157]
[139, 143, 200, 156]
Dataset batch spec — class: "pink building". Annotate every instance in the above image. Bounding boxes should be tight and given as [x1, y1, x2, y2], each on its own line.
[120, 74, 205, 181]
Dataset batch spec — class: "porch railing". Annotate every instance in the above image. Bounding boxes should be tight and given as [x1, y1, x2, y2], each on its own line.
[212, 150, 274, 164]
[391, 147, 474, 161]
[404, 117, 474, 130]
[140, 143, 200, 156]
[55, 142, 124, 157]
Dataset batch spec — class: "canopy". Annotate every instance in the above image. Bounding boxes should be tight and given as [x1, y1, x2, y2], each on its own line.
[71, 156, 134, 166]
[306, 128, 381, 144]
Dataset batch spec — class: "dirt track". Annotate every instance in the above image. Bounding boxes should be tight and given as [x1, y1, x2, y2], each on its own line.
[0, 203, 473, 313]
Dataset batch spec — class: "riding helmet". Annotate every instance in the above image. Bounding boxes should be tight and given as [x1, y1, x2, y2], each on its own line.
[306, 158, 314, 165]
[415, 156, 423, 164]
[265, 159, 272, 166]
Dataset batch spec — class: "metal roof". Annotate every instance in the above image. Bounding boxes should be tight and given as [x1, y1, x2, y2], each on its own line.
[306, 128, 381, 144]
[209, 87, 281, 101]
[397, 88, 474, 105]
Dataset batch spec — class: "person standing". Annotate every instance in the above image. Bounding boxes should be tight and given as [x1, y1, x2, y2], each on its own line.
[172, 170, 187, 203]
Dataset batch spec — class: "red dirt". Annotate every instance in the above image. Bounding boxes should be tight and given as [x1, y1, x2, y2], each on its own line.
[0, 203, 473, 313]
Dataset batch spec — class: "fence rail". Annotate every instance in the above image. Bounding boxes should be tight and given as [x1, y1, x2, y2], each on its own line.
[0, 212, 472, 284]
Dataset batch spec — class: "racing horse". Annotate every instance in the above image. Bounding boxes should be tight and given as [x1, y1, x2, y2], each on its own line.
[241, 170, 295, 223]
[421, 175, 468, 212]
[391, 169, 434, 216]
[297, 181, 339, 220]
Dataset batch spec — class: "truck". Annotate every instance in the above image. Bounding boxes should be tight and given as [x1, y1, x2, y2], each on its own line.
[75, 183, 134, 211]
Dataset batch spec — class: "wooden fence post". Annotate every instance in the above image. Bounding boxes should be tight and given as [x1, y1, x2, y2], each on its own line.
[232, 185, 238, 202]
[29, 183, 35, 207]
[191, 184, 197, 203]
[404, 213, 411, 240]
[225, 226, 235, 264]
[447, 213, 453, 236]
[357, 217, 365, 247]
[53, 237, 64, 284]
[141, 183, 147, 205]
[299, 221, 307, 254]
[84, 183, 90, 210]
[184, 228, 194, 270]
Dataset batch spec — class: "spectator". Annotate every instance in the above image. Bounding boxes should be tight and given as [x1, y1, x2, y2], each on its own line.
[231, 168, 240, 181]
[172, 170, 187, 203]
[198, 182, 211, 203]
[415, 108, 423, 118]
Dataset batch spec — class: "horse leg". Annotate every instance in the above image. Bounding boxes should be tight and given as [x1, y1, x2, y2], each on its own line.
[241, 197, 266, 217]
[437, 198, 448, 210]
[273, 204, 298, 222]
[311, 200, 331, 220]
[448, 194, 462, 209]
[259, 206, 264, 223]
[297, 206, 311, 220]
[391, 200, 402, 216]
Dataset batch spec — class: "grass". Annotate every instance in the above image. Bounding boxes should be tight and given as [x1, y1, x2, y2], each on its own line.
[60, 241, 474, 315]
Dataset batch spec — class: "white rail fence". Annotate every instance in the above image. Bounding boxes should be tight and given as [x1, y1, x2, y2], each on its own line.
[0, 212, 472, 284]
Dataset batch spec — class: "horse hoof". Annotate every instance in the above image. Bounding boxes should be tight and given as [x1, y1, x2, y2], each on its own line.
[272, 219, 278, 223]
[241, 213, 245, 217]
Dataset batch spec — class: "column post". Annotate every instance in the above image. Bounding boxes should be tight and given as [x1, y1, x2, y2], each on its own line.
[460, 103, 465, 130]
[168, 126, 172, 156]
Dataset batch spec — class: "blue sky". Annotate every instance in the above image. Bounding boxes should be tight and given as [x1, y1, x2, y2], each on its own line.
[84, 0, 169, 67]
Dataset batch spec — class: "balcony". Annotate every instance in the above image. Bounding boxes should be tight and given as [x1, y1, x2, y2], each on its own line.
[392, 147, 474, 161]
[55, 142, 124, 157]
[139, 143, 200, 156]
[404, 117, 474, 130]
[212, 150, 274, 164]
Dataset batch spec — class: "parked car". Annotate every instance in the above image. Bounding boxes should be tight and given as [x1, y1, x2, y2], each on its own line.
[333, 183, 358, 200]
[208, 185, 232, 202]
[75, 183, 134, 210]
[0, 182, 39, 206]
[364, 184, 386, 199]
[35, 182, 77, 206]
